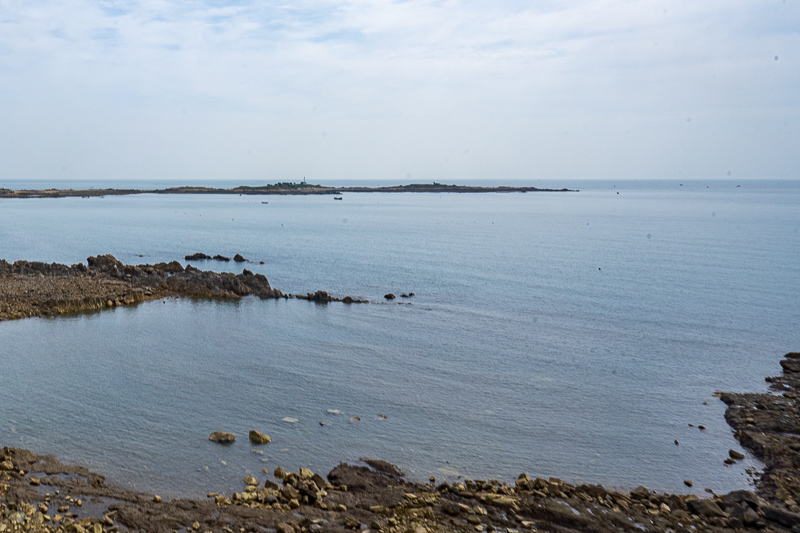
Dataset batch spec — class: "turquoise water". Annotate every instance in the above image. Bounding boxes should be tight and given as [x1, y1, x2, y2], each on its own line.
[1, 180, 798, 497]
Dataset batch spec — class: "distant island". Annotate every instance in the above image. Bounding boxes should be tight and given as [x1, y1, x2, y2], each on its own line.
[0, 181, 576, 199]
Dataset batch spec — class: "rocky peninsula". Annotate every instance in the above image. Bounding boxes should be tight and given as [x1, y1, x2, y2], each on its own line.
[0, 255, 370, 321]
[0, 182, 574, 199]
[2, 352, 800, 533]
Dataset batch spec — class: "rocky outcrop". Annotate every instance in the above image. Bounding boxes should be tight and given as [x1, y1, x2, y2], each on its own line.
[0, 255, 287, 321]
[295, 291, 368, 304]
[721, 352, 800, 512]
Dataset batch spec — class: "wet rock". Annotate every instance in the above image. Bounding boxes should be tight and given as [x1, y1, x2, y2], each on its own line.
[249, 430, 271, 444]
[233, 254, 247, 262]
[274, 466, 285, 479]
[208, 431, 236, 444]
[213, 255, 231, 261]
[185, 253, 211, 261]
[243, 475, 258, 486]
[684, 480, 693, 487]
[630, 486, 649, 499]
[729, 449, 745, 460]
[384, 293, 395, 300]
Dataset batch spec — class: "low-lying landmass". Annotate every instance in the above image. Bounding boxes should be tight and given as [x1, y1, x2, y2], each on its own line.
[2, 352, 800, 532]
[0, 182, 574, 199]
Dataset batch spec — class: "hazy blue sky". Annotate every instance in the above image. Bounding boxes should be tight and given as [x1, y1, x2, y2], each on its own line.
[1, 0, 797, 182]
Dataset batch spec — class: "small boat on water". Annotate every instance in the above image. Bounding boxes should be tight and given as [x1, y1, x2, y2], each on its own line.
[334, 196, 343, 200]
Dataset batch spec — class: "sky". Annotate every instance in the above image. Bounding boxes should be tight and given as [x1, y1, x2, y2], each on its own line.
[0, 0, 798, 182]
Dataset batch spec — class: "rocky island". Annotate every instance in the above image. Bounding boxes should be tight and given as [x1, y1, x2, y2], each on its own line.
[0, 182, 574, 199]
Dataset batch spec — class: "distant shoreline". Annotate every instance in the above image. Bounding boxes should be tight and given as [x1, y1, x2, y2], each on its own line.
[0, 182, 576, 199]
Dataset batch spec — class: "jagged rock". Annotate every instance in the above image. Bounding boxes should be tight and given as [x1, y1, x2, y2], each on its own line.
[208, 431, 236, 444]
[213, 255, 231, 261]
[185, 253, 211, 261]
[233, 254, 247, 262]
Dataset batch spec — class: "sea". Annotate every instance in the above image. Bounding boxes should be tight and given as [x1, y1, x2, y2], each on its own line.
[1, 179, 798, 498]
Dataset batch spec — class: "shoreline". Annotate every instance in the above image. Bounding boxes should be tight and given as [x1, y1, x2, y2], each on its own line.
[3, 257, 800, 531]
[0, 255, 370, 322]
[0, 183, 575, 199]
[2, 353, 800, 532]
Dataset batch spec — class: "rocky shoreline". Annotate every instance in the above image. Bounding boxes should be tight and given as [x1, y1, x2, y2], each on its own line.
[0, 255, 371, 321]
[2, 353, 800, 532]
[3, 260, 800, 532]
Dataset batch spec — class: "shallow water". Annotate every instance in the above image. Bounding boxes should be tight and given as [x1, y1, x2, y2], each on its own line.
[1, 180, 798, 497]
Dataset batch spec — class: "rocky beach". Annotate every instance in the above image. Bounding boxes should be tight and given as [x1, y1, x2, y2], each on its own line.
[0, 352, 799, 533]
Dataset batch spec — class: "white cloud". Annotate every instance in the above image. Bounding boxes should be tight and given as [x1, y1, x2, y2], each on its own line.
[0, 0, 797, 181]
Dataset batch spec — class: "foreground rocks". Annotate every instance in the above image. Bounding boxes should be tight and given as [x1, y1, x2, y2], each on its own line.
[720, 352, 800, 513]
[3, 352, 800, 533]
[0, 255, 372, 321]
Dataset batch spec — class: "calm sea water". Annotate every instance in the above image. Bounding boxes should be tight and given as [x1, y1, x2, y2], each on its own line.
[1, 180, 798, 498]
